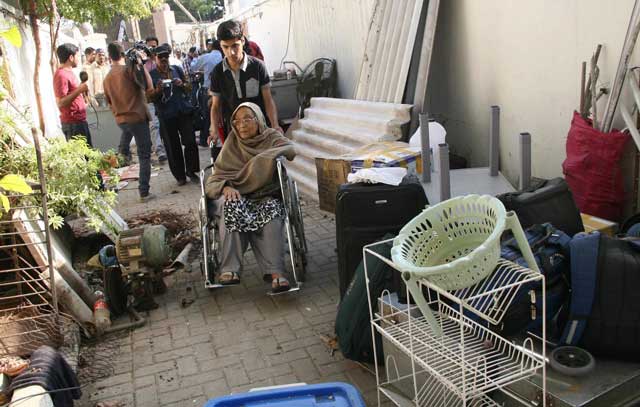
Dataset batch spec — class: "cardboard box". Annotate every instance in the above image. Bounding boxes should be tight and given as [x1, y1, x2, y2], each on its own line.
[346, 142, 422, 175]
[581, 213, 618, 236]
[315, 158, 351, 213]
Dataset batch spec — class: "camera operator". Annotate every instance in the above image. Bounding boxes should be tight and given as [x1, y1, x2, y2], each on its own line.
[103, 42, 155, 202]
[148, 43, 200, 186]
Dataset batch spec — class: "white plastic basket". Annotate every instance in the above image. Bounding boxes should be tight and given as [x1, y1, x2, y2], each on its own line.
[391, 195, 506, 290]
[390, 194, 540, 336]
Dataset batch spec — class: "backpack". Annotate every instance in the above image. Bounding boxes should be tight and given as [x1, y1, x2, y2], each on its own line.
[335, 238, 395, 363]
[560, 233, 640, 360]
[488, 224, 572, 337]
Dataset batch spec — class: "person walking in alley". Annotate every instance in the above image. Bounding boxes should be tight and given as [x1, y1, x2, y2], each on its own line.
[243, 35, 264, 61]
[53, 43, 92, 146]
[192, 38, 223, 147]
[82, 47, 96, 74]
[207, 20, 282, 146]
[149, 43, 200, 186]
[89, 48, 111, 107]
[103, 42, 155, 202]
[144, 36, 168, 163]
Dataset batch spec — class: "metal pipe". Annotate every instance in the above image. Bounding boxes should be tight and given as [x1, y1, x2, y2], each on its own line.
[32, 128, 57, 314]
[489, 106, 500, 176]
[602, 0, 640, 132]
[580, 61, 586, 116]
[103, 307, 147, 334]
[438, 143, 451, 201]
[519, 133, 532, 190]
[419, 113, 431, 183]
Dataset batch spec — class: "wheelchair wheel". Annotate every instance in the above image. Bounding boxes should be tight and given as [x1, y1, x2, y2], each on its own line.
[200, 196, 221, 288]
[291, 181, 308, 255]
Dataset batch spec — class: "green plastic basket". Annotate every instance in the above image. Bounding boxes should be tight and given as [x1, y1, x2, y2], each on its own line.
[390, 194, 539, 336]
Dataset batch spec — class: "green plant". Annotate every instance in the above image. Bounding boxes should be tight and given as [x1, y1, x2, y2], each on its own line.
[6, 137, 119, 231]
[0, 174, 32, 212]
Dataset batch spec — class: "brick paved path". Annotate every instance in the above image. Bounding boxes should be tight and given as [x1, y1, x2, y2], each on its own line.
[79, 148, 387, 406]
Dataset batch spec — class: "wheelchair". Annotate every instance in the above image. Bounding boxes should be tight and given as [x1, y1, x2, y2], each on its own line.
[198, 149, 308, 294]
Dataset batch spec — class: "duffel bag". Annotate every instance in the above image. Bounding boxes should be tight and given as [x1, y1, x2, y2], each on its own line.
[335, 237, 395, 363]
[487, 224, 572, 338]
[498, 178, 584, 236]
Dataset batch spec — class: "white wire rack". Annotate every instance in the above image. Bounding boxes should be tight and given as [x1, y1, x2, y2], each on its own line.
[376, 302, 543, 398]
[379, 361, 503, 407]
[363, 238, 547, 407]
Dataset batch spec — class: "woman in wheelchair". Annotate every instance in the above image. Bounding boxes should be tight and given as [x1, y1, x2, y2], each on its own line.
[205, 102, 296, 293]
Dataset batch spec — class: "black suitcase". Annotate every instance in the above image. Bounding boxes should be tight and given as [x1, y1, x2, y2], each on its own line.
[497, 177, 584, 236]
[336, 179, 428, 299]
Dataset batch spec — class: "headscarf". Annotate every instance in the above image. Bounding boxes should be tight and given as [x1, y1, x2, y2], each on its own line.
[205, 102, 296, 199]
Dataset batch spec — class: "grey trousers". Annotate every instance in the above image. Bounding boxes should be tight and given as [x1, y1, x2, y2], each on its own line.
[213, 197, 285, 276]
[147, 103, 167, 158]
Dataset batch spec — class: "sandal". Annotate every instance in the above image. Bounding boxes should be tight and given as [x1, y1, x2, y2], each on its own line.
[218, 272, 241, 285]
[271, 274, 291, 293]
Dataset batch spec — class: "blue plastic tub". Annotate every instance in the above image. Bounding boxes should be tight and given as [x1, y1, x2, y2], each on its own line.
[203, 382, 367, 407]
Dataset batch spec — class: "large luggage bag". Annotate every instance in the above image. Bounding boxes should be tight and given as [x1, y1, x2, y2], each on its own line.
[560, 233, 640, 361]
[335, 238, 394, 363]
[336, 180, 428, 299]
[497, 177, 584, 236]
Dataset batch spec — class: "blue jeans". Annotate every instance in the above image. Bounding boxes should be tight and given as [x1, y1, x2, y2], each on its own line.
[118, 122, 151, 196]
[61, 121, 93, 147]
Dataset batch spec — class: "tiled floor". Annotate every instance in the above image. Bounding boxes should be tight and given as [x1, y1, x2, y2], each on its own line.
[79, 147, 386, 406]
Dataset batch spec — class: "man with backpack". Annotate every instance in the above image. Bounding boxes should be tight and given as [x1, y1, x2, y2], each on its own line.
[148, 43, 200, 186]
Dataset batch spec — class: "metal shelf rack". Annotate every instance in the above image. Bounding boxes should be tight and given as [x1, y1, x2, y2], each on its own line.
[0, 130, 60, 357]
[364, 238, 547, 407]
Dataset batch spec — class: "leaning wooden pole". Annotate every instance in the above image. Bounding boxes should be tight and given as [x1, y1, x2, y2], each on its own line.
[26, 0, 46, 136]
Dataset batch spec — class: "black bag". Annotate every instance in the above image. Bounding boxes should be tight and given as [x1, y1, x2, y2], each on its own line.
[492, 224, 572, 338]
[335, 238, 394, 363]
[498, 178, 584, 236]
[560, 233, 640, 360]
[336, 179, 428, 299]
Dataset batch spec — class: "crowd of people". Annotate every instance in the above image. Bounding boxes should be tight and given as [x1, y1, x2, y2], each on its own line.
[52, 20, 274, 203]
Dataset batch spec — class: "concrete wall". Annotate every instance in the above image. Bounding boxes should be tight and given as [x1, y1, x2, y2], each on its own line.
[428, 0, 640, 186]
[237, 0, 375, 98]
[152, 4, 177, 45]
[3, 19, 62, 139]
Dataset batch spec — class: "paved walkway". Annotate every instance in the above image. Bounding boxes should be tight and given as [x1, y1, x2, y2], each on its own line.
[80, 148, 384, 406]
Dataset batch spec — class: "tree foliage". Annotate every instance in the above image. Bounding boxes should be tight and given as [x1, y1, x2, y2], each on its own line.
[173, 0, 224, 23]
[56, 0, 163, 25]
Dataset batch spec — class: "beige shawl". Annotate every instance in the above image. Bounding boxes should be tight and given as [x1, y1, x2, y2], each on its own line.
[205, 102, 296, 199]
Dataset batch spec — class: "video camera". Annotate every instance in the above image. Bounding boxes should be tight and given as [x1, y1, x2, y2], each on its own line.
[125, 41, 153, 67]
[124, 41, 153, 90]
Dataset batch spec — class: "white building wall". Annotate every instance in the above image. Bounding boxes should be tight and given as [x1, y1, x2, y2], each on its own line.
[429, 0, 640, 185]
[236, 0, 375, 98]
[3, 19, 62, 139]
